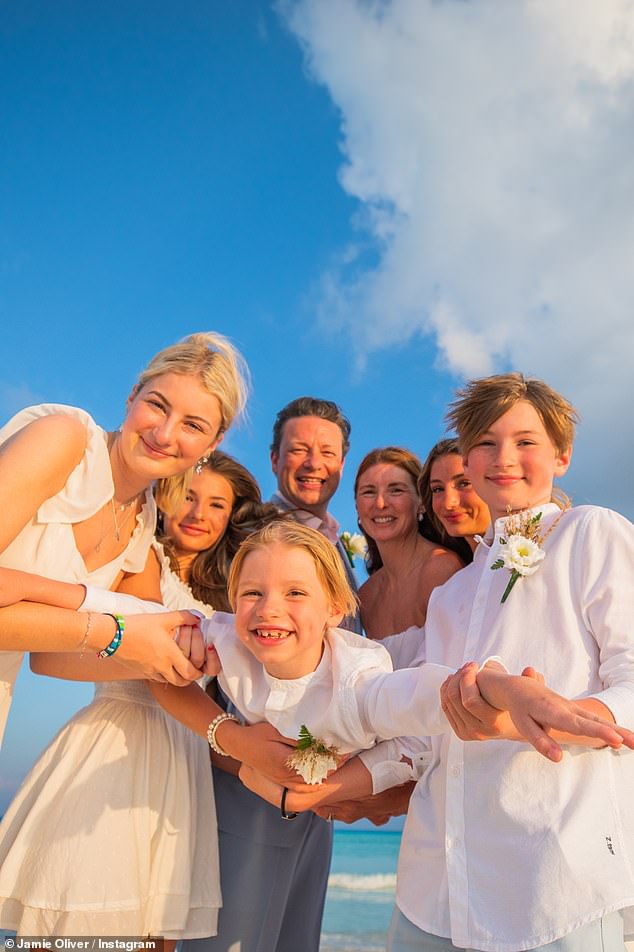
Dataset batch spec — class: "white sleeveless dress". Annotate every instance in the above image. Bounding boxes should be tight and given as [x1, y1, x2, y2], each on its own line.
[0, 404, 156, 747]
[0, 405, 221, 939]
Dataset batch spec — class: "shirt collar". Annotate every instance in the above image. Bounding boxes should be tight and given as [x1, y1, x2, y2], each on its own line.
[479, 502, 564, 546]
[272, 490, 340, 544]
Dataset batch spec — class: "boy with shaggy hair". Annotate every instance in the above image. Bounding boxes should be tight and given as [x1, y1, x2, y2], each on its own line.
[384, 372, 634, 952]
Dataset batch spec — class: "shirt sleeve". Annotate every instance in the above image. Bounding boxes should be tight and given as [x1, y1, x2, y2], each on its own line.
[80, 586, 165, 614]
[356, 662, 453, 739]
[359, 736, 432, 793]
[576, 508, 634, 726]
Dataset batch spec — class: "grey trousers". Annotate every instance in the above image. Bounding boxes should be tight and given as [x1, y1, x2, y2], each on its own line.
[182, 766, 333, 952]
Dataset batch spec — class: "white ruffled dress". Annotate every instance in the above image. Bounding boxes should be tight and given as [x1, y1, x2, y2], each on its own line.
[0, 405, 221, 939]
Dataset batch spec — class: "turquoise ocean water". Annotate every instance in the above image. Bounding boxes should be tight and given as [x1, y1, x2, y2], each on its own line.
[320, 828, 401, 952]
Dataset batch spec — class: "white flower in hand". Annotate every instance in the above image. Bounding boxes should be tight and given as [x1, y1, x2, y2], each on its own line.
[286, 725, 340, 785]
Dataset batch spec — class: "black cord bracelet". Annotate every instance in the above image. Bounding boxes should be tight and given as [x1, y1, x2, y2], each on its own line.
[280, 786, 298, 821]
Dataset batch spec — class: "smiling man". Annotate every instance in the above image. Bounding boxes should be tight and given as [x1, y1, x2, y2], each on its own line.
[269, 395, 362, 635]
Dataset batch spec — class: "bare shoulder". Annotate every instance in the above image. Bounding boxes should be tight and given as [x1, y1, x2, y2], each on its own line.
[424, 545, 465, 585]
[2, 413, 88, 466]
[0, 414, 89, 539]
[358, 570, 384, 604]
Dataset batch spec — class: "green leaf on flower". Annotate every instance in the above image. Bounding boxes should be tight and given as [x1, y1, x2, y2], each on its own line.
[296, 725, 316, 750]
[296, 724, 333, 755]
[501, 571, 520, 603]
[491, 559, 504, 570]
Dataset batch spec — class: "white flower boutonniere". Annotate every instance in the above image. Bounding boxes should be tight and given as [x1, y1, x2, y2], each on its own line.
[491, 507, 567, 604]
[286, 725, 340, 785]
[340, 531, 367, 567]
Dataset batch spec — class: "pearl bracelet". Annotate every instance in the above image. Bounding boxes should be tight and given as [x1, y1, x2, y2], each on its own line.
[206, 713, 239, 756]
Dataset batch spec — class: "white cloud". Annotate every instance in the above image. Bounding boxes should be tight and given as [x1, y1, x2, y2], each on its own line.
[281, 0, 634, 515]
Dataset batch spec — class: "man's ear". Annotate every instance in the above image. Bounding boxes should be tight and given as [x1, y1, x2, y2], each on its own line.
[270, 450, 279, 476]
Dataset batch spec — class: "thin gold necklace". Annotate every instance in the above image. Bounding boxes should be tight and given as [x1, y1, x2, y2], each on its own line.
[93, 495, 140, 553]
[110, 495, 139, 543]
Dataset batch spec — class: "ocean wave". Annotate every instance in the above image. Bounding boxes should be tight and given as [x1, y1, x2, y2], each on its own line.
[327, 872, 396, 892]
[320, 932, 386, 951]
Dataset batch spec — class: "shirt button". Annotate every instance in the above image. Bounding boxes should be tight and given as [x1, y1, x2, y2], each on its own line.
[451, 765, 461, 777]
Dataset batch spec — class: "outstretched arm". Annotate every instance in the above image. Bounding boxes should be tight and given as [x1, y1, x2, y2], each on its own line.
[441, 662, 634, 762]
[31, 610, 206, 685]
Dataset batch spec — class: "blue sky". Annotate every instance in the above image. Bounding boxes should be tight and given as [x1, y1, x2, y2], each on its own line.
[2, 0, 633, 807]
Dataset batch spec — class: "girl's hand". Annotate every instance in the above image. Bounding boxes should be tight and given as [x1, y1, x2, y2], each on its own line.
[239, 764, 339, 812]
[216, 720, 305, 787]
[238, 764, 285, 806]
[117, 611, 205, 685]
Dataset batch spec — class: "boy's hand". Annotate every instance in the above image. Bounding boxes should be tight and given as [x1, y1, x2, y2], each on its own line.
[441, 662, 516, 741]
[476, 667, 634, 762]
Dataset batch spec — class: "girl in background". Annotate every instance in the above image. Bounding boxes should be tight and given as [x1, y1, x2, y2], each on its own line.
[418, 438, 490, 560]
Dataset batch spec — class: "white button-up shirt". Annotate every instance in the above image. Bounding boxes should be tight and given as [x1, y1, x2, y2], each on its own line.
[390, 504, 634, 951]
[206, 615, 451, 752]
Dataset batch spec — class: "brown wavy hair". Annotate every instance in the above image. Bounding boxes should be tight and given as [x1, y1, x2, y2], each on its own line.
[418, 439, 474, 564]
[158, 450, 282, 611]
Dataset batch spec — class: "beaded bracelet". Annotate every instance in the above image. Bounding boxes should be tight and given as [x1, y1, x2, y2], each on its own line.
[206, 712, 239, 756]
[97, 613, 125, 659]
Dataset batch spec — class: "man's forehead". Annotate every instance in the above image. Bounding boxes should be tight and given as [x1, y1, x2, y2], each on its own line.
[280, 414, 344, 448]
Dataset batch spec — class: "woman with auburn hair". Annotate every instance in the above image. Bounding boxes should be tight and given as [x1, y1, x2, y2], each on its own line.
[419, 438, 490, 561]
[355, 446, 464, 639]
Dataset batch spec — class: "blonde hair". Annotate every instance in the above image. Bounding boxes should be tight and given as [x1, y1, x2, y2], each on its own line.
[445, 373, 579, 457]
[135, 332, 250, 515]
[227, 521, 358, 618]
